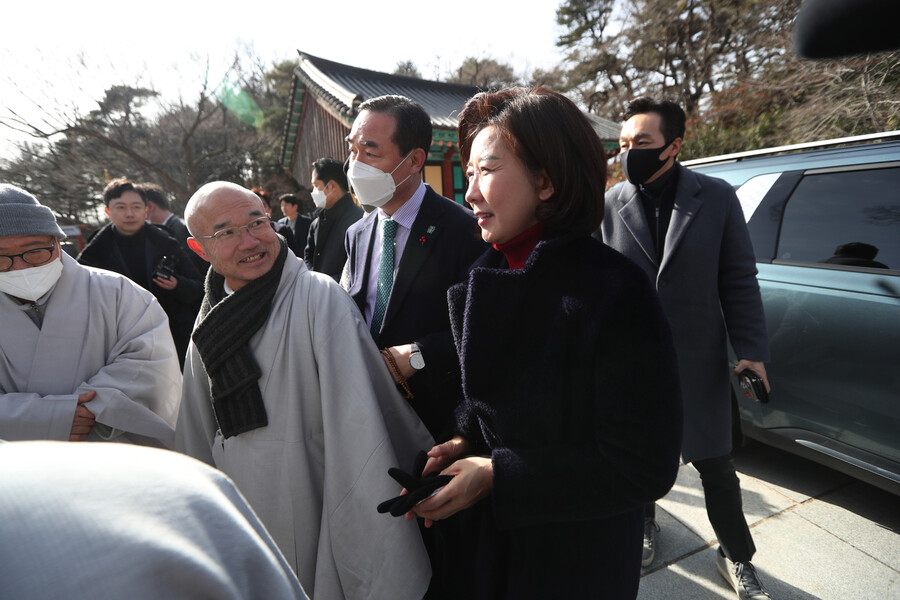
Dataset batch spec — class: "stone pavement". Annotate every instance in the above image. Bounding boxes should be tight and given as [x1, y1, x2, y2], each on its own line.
[637, 442, 900, 599]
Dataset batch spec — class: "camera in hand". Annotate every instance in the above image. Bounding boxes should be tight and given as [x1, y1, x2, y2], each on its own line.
[153, 255, 176, 280]
[738, 369, 768, 404]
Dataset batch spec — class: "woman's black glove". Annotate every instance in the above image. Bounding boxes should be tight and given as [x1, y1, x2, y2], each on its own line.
[377, 450, 454, 517]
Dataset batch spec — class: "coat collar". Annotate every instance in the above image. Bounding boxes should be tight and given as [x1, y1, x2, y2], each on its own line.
[346, 187, 450, 328]
[381, 187, 447, 331]
[449, 234, 592, 382]
[23, 253, 91, 393]
[660, 164, 702, 274]
[347, 212, 375, 302]
[322, 193, 355, 221]
[609, 163, 703, 273]
[613, 185, 658, 268]
[314, 193, 353, 242]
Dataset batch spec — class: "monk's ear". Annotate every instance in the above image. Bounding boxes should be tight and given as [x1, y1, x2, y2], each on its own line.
[187, 238, 209, 262]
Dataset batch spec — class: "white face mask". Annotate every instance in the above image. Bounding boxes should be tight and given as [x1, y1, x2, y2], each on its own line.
[346, 152, 414, 208]
[311, 185, 328, 209]
[0, 255, 64, 301]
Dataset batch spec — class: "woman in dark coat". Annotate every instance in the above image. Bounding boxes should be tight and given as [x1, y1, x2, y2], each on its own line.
[408, 88, 684, 599]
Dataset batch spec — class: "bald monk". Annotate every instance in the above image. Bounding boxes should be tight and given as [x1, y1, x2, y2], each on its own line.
[175, 182, 433, 600]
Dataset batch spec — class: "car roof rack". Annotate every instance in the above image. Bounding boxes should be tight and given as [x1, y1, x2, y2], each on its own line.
[683, 130, 900, 167]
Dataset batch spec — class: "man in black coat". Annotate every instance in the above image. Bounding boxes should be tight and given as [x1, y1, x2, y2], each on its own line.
[277, 193, 312, 257]
[305, 157, 363, 280]
[599, 98, 772, 600]
[140, 182, 207, 274]
[78, 178, 203, 368]
[343, 95, 488, 440]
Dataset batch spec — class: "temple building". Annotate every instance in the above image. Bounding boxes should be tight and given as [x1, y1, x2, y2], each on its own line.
[281, 51, 621, 205]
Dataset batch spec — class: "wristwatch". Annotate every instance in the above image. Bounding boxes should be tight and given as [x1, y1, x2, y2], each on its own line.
[409, 343, 425, 371]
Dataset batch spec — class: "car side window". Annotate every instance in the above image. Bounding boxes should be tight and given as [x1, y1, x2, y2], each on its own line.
[776, 166, 900, 270]
[735, 173, 781, 222]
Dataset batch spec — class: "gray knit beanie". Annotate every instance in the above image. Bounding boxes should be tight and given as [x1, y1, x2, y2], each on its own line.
[0, 184, 66, 238]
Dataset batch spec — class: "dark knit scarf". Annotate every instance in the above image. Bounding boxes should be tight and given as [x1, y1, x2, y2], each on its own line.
[191, 238, 288, 438]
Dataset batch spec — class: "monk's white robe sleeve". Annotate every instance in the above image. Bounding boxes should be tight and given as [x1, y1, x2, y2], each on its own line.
[312, 298, 433, 600]
[0, 254, 181, 447]
[0, 441, 309, 600]
[0, 390, 80, 441]
[74, 282, 181, 446]
[176, 258, 433, 600]
[176, 342, 219, 465]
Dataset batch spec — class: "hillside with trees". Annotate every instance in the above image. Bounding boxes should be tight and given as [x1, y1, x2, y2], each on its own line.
[554, 0, 900, 158]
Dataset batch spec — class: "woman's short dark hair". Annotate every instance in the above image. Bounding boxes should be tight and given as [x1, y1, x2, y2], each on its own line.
[278, 193, 299, 207]
[458, 87, 607, 237]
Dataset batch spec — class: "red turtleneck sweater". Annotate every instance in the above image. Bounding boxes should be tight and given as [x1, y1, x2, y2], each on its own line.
[493, 222, 545, 270]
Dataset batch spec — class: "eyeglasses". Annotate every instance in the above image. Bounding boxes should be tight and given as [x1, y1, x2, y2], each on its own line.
[0, 246, 56, 272]
[193, 216, 272, 245]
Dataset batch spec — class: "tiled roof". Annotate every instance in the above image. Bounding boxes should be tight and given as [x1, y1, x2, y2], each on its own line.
[295, 51, 482, 130]
[281, 51, 623, 171]
[585, 112, 622, 141]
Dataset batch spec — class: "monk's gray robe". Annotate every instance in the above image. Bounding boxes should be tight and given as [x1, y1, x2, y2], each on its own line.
[0, 252, 181, 447]
[177, 255, 433, 600]
[0, 441, 309, 599]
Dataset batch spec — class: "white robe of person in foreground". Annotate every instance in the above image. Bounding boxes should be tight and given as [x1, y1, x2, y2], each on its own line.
[0, 252, 181, 446]
[176, 254, 434, 600]
[0, 440, 309, 599]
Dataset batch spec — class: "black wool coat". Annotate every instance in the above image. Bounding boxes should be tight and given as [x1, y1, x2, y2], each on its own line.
[159, 214, 208, 273]
[277, 215, 311, 257]
[441, 234, 683, 600]
[304, 193, 364, 281]
[77, 223, 203, 365]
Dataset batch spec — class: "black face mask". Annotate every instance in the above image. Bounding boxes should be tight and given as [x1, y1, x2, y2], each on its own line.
[621, 141, 674, 186]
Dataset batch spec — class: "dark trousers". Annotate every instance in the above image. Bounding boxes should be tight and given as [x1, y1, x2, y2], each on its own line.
[646, 454, 756, 563]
